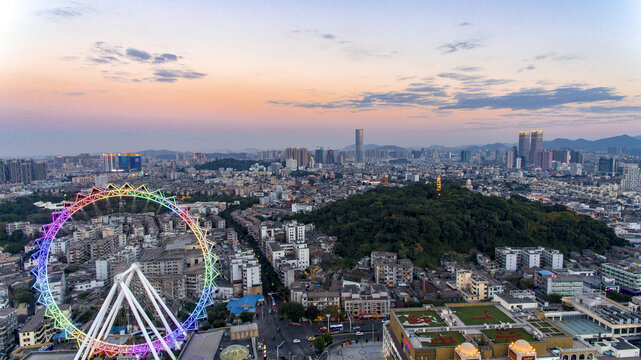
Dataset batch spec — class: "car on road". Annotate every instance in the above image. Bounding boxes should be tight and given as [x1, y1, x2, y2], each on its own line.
[355, 331, 363, 336]
[292, 339, 301, 343]
[307, 336, 315, 341]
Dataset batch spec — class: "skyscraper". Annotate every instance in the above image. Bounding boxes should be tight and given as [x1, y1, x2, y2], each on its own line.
[460, 150, 472, 163]
[355, 129, 364, 163]
[314, 148, 324, 164]
[518, 132, 530, 163]
[326, 149, 335, 164]
[530, 130, 543, 163]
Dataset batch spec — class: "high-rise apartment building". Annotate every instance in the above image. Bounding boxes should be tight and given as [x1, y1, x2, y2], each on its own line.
[314, 148, 324, 164]
[552, 150, 570, 164]
[103, 153, 117, 172]
[460, 150, 472, 163]
[598, 157, 617, 175]
[0, 159, 47, 184]
[518, 131, 531, 162]
[529, 130, 543, 163]
[570, 150, 583, 164]
[535, 149, 553, 169]
[621, 164, 641, 192]
[506, 149, 515, 169]
[326, 149, 335, 164]
[285, 147, 309, 168]
[355, 128, 364, 163]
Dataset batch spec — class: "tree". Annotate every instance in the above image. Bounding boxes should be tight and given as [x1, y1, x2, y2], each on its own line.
[313, 333, 333, 353]
[305, 305, 320, 321]
[206, 303, 229, 328]
[239, 310, 254, 323]
[13, 288, 34, 304]
[278, 302, 305, 322]
[320, 305, 344, 320]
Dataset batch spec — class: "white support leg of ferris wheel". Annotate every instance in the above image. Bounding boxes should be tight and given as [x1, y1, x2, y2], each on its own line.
[74, 263, 181, 360]
[134, 266, 187, 340]
[87, 270, 135, 359]
[119, 282, 176, 360]
[74, 275, 120, 360]
[120, 283, 161, 360]
[133, 267, 177, 348]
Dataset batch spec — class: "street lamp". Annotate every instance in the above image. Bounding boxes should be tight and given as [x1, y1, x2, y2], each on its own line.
[276, 341, 285, 360]
[326, 313, 330, 331]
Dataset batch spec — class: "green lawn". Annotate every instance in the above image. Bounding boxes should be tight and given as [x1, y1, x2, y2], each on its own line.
[419, 331, 466, 347]
[481, 328, 537, 344]
[451, 305, 514, 325]
[396, 310, 446, 327]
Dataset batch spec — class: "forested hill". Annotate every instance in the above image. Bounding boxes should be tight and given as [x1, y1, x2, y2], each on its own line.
[292, 183, 625, 268]
[195, 158, 270, 171]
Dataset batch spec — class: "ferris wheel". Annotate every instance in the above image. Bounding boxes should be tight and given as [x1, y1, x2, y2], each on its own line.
[31, 184, 219, 359]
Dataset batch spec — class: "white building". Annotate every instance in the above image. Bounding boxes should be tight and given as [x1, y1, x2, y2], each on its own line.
[621, 163, 641, 192]
[74, 280, 105, 292]
[495, 246, 563, 270]
[285, 221, 306, 243]
[96, 259, 110, 281]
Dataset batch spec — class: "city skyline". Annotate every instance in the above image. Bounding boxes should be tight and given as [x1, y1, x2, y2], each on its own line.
[2, 1, 641, 156]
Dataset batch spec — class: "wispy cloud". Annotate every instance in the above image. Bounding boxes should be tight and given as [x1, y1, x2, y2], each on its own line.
[290, 29, 396, 60]
[268, 81, 449, 110]
[437, 39, 481, 54]
[56, 91, 86, 97]
[438, 72, 513, 87]
[151, 69, 206, 83]
[440, 86, 624, 110]
[35, 4, 94, 19]
[579, 105, 641, 113]
[518, 64, 536, 72]
[455, 66, 482, 72]
[81, 42, 203, 83]
[534, 52, 584, 61]
[459, 22, 473, 26]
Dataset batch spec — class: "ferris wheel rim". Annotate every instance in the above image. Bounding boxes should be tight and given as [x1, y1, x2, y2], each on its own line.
[32, 184, 219, 357]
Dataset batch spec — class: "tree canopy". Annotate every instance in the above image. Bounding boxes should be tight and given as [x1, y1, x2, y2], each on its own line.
[292, 182, 625, 268]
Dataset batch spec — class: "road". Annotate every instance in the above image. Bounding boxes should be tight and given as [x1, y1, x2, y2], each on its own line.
[255, 294, 384, 359]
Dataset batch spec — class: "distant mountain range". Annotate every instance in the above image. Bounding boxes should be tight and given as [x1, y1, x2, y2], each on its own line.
[340, 144, 407, 152]
[138, 134, 641, 158]
[543, 135, 641, 152]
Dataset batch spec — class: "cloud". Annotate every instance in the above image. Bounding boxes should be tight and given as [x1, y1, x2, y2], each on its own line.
[80, 42, 203, 83]
[459, 22, 473, 26]
[438, 72, 512, 87]
[455, 66, 481, 72]
[152, 69, 207, 82]
[36, 6, 90, 19]
[534, 52, 583, 61]
[579, 105, 641, 113]
[58, 92, 85, 96]
[437, 40, 481, 54]
[126, 48, 152, 61]
[290, 29, 396, 60]
[268, 81, 449, 110]
[440, 86, 624, 110]
[518, 64, 536, 72]
[153, 53, 178, 63]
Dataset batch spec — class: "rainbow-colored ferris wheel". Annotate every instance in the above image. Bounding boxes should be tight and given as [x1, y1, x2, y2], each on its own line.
[31, 184, 219, 359]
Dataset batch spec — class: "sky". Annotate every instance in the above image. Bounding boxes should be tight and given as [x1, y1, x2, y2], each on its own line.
[1, 0, 641, 156]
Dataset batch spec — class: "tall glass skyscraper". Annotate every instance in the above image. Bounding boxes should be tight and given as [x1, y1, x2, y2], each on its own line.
[530, 130, 543, 163]
[355, 129, 364, 163]
[518, 131, 530, 162]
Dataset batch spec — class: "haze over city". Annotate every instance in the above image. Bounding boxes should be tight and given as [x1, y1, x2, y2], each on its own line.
[2, 1, 641, 156]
